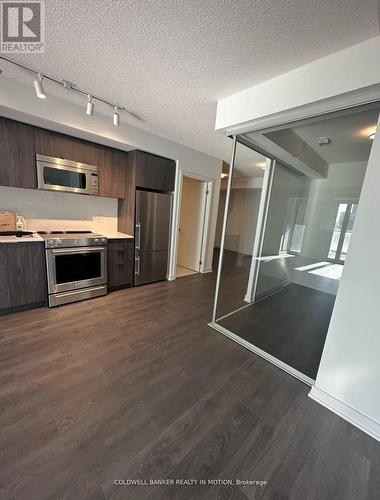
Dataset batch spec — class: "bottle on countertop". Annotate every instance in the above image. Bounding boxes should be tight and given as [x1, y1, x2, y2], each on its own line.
[16, 215, 26, 231]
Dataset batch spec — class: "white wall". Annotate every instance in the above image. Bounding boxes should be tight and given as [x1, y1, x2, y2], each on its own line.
[0, 76, 222, 276]
[215, 188, 262, 255]
[216, 36, 380, 133]
[310, 116, 380, 441]
[0, 186, 118, 234]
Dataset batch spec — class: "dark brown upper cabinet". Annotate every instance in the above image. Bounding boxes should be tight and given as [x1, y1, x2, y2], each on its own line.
[133, 150, 176, 192]
[98, 148, 128, 199]
[34, 128, 101, 165]
[0, 117, 37, 189]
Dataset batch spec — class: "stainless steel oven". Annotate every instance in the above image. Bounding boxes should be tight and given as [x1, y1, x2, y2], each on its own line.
[36, 154, 99, 196]
[41, 232, 107, 307]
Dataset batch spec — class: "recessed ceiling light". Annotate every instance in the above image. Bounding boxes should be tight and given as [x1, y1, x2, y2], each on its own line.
[221, 173, 228, 178]
[318, 137, 331, 146]
[256, 161, 266, 169]
[368, 131, 376, 141]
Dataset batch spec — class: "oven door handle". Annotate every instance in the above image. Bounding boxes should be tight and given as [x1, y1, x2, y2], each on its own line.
[50, 246, 106, 255]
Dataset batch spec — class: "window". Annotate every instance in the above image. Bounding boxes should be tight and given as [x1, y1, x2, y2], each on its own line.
[328, 202, 358, 263]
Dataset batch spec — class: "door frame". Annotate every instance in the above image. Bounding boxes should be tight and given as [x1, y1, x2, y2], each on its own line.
[169, 169, 214, 280]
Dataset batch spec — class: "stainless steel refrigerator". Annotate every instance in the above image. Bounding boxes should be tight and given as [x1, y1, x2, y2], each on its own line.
[134, 189, 172, 286]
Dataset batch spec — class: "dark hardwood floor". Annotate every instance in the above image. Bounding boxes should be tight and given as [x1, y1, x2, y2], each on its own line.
[219, 283, 336, 379]
[0, 267, 379, 499]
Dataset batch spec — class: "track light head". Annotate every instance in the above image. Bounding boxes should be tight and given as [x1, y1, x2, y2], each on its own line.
[113, 106, 120, 127]
[86, 95, 94, 116]
[34, 73, 46, 99]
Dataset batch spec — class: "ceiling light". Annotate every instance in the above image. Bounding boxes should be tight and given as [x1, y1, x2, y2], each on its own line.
[86, 95, 94, 116]
[113, 106, 120, 126]
[256, 161, 266, 170]
[34, 73, 46, 99]
[221, 173, 228, 178]
[0, 56, 136, 123]
[359, 125, 377, 140]
[318, 137, 331, 146]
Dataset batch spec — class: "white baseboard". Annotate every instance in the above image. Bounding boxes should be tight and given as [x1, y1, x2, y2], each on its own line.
[244, 293, 252, 303]
[309, 386, 380, 442]
[202, 266, 213, 274]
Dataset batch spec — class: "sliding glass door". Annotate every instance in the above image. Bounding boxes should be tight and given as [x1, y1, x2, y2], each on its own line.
[211, 102, 380, 383]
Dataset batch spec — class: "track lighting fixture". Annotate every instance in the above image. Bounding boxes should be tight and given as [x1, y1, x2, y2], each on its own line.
[0, 55, 133, 123]
[86, 95, 94, 116]
[34, 73, 46, 99]
[113, 106, 120, 127]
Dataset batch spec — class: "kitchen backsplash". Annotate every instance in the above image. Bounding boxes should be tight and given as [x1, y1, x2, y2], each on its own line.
[0, 186, 118, 233]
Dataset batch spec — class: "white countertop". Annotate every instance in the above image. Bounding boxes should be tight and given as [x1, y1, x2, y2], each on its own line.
[102, 232, 134, 240]
[0, 232, 133, 243]
[0, 233, 44, 243]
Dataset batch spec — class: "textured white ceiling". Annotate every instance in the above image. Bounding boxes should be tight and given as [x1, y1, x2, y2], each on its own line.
[1, 0, 379, 171]
[293, 107, 380, 163]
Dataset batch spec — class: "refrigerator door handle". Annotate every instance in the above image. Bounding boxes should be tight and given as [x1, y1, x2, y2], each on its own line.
[135, 222, 141, 250]
[135, 255, 140, 276]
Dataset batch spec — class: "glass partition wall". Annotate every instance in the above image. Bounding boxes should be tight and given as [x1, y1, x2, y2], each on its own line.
[211, 102, 380, 384]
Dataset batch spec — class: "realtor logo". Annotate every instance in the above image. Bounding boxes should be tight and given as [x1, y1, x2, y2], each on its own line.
[1, 0, 45, 53]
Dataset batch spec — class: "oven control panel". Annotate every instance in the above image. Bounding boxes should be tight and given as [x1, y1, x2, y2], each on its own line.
[47, 239, 63, 247]
[45, 237, 107, 248]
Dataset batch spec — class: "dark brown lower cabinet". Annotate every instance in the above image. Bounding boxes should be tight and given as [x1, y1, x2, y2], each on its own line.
[0, 242, 47, 314]
[107, 239, 134, 290]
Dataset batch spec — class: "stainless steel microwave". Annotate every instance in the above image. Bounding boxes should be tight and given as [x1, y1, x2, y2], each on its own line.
[36, 154, 99, 196]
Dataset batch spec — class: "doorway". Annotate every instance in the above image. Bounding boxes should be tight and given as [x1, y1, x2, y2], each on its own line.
[177, 175, 209, 277]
